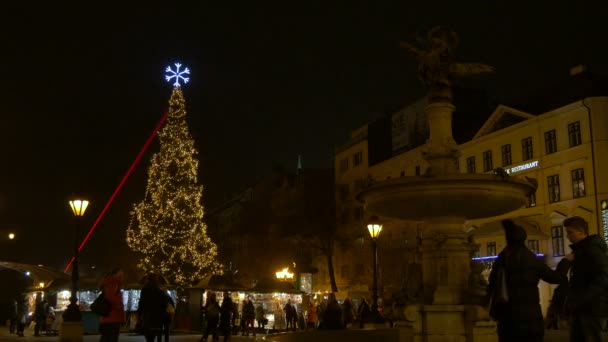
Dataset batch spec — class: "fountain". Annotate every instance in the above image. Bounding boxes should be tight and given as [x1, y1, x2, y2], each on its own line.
[357, 27, 536, 341]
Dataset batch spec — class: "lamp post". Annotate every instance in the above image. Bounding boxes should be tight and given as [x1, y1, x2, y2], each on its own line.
[63, 198, 89, 323]
[367, 215, 382, 315]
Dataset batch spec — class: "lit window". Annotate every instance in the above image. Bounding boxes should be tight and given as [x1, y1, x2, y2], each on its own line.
[568, 121, 582, 147]
[483, 150, 493, 172]
[551, 226, 565, 257]
[522, 137, 534, 161]
[353, 151, 363, 167]
[501, 144, 512, 166]
[572, 168, 585, 198]
[466, 156, 476, 174]
[547, 174, 560, 203]
[487, 242, 497, 256]
[527, 240, 540, 254]
[544, 129, 557, 154]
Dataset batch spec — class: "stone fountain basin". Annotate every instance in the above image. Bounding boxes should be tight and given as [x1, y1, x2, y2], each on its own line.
[357, 173, 536, 221]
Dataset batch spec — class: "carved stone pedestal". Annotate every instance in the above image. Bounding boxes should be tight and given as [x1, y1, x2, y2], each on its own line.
[400, 304, 496, 342]
[59, 321, 84, 342]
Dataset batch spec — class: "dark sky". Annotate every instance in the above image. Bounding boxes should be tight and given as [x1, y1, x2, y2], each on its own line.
[1, 2, 607, 272]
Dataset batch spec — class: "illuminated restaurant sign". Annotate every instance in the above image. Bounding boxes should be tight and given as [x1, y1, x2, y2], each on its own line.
[602, 200, 608, 244]
[506, 160, 539, 174]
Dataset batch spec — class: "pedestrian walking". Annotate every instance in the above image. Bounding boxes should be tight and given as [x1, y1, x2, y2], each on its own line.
[562, 216, 608, 342]
[322, 293, 342, 330]
[99, 268, 126, 342]
[138, 273, 169, 342]
[9, 299, 18, 334]
[201, 291, 220, 342]
[163, 290, 175, 342]
[305, 302, 317, 330]
[342, 298, 354, 328]
[219, 292, 234, 342]
[487, 219, 568, 342]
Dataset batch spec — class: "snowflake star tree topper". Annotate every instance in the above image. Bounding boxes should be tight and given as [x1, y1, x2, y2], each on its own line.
[165, 62, 190, 87]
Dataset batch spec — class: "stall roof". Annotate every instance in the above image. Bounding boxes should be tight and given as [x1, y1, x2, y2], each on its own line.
[0, 261, 69, 284]
[192, 274, 249, 291]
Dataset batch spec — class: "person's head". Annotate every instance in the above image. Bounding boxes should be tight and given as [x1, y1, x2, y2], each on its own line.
[564, 216, 589, 244]
[145, 273, 159, 287]
[502, 219, 527, 246]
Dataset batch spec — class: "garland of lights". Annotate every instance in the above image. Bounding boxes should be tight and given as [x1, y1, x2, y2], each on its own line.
[126, 86, 222, 286]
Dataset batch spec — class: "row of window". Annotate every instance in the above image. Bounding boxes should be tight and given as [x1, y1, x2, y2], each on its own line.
[485, 239, 541, 256]
[518, 168, 586, 207]
[484, 226, 568, 258]
[466, 121, 582, 173]
[339, 151, 364, 173]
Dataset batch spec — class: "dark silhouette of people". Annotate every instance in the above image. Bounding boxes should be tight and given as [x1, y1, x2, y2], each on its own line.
[322, 293, 342, 330]
[283, 299, 297, 331]
[357, 298, 370, 328]
[487, 219, 568, 342]
[241, 297, 255, 336]
[218, 292, 233, 342]
[9, 299, 18, 334]
[201, 291, 220, 341]
[138, 273, 169, 342]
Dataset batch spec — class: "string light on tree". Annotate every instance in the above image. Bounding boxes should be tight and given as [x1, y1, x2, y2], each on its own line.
[127, 65, 221, 286]
[165, 62, 190, 87]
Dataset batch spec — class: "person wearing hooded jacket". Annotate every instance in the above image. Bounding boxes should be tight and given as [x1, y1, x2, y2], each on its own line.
[487, 219, 569, 342]
[562, 216, 608, 342]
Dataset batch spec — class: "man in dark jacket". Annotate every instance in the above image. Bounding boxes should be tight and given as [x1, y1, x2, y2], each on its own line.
[487, 219, 569, 342]
[563, 216, 608, 342]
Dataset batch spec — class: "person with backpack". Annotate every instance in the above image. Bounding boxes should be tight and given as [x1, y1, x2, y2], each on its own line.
[201, 291, 220, 341]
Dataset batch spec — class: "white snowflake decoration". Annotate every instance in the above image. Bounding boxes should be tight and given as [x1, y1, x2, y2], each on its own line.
[165, 62, 190, 87]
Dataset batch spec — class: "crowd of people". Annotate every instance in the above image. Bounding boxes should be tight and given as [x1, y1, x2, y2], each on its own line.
[6, 215, 606, 342]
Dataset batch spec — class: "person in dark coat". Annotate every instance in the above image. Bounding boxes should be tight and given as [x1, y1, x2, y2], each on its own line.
[163, 291, 175, 342]
[357, 298, 370, 329]
[218, 292, 233, 342]
[201, 291, 220, 341]
[9, 299, 18, 334]
[16, 296, 27, 337]
[322, 293, 342, 330]
[562, 216, 608, 342]
[138, 273, 169, 342]
[341, 298, 354, 328]
[487, 219, 568, 342]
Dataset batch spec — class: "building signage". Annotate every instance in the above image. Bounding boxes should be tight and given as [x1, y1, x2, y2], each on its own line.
[602, 200, 608, 245]
[506, 160, 539, 174]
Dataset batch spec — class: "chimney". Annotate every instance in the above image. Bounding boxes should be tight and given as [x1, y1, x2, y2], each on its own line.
[570, 65, 587, 76]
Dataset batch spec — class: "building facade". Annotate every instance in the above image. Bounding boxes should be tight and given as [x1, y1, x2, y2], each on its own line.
[330, 89, 608, 312]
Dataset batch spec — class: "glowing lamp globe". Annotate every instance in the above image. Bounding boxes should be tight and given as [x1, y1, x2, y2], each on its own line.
[69, 199, 89, 217]
[367, 216, 383, 239]
[8, 233, 15, 240]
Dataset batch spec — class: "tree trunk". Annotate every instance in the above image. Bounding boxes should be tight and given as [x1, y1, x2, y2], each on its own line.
[325, 239, 338, 293]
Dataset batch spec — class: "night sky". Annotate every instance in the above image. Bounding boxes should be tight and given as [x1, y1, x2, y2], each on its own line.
[1, 2, 607, 273]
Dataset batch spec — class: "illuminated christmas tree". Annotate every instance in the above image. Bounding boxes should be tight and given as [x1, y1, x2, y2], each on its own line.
[127, 70, 222, 286]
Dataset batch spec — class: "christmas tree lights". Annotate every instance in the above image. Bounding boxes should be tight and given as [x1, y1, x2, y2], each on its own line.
[127, 86, 222, 286]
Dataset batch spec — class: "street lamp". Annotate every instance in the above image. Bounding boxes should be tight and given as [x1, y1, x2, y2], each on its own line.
[8, 233, 15, 240]
[63, 198, 89, 324]
[367, 215, 383, 319]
